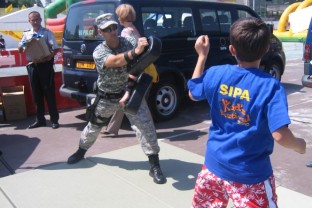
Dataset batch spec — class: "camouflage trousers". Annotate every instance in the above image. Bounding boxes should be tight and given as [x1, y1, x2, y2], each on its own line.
[79, 98, 160, 156]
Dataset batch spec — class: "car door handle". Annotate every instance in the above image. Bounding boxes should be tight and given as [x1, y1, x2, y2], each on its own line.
[187, 37, 198, 41]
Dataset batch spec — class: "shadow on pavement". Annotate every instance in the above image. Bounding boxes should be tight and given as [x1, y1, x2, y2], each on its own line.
[157, 129, 207, 141]
[56, 121, 87, 131]
[87, 157, 201, 191]
[36, 160, 96, 171]
[36, 157, 201, 191]
[0, 134, 40, 177]
[282, 82, 305, 95]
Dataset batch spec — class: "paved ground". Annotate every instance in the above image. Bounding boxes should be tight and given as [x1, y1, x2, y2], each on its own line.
[0, 42, 312, 207]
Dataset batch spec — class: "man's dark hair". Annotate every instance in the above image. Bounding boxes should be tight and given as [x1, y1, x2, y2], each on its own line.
[28, 11, 41, 17]
[230, 17, 270, 62]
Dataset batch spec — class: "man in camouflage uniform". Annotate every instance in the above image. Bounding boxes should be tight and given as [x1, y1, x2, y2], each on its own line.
[67, 13, 166, 184]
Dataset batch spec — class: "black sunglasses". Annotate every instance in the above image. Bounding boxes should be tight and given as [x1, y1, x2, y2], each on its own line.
[101, 24, 118, 33]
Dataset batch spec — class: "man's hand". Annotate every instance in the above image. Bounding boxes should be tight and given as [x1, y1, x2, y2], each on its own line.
[119, 91, 130, 107]
[135, 37, 149, 55]
[119, 74, 138, 106]
[18, 46, 24, 53]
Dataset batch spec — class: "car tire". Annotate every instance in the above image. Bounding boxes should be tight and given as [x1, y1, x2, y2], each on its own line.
[148, 79, 181, 122]
[266, 61, 282, 81]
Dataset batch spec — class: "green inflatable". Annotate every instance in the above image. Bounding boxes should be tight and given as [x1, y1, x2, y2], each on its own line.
[44, 0, 83, 19]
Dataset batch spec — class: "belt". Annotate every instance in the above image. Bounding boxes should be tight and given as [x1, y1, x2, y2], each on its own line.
[97, 90, 124, 99]
[28, 58, 53, 65]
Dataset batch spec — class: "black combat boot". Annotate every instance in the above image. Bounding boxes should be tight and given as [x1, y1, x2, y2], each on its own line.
[148, 154, 167, 184]
[67, 147, 87, 164]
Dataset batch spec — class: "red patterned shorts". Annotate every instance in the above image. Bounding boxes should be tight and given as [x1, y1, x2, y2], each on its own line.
[192, 165, 278, 208]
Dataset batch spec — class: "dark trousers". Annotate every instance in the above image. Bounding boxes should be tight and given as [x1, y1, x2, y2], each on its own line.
[26, 60, 59, 123]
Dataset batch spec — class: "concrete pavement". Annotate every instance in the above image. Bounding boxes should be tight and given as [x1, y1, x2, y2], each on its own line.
[1, 138, 312, 208]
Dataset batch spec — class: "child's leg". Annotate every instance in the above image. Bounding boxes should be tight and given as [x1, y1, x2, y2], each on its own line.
[192, 165, 229, 208]
[224, 175, 278, 208]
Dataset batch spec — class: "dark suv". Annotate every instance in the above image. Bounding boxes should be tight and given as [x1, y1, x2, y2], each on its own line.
[302, 17, 312, 88]
[60, 0, 286, 121]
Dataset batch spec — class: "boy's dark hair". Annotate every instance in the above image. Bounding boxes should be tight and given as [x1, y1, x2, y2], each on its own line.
[230, 17, 270, 62]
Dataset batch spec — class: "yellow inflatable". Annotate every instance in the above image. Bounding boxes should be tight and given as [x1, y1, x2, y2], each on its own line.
[0, 30, 63, 45]
[274, 0, 312, 42]
[0, 30, 23, 41]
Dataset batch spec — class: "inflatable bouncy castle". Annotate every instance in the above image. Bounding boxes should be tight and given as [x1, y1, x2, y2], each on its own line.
[45, 0, 83, 45]
[274, 0, 312, 42]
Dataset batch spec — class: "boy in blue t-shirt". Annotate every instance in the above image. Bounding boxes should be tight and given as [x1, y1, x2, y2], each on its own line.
[188, 17, 306, 208]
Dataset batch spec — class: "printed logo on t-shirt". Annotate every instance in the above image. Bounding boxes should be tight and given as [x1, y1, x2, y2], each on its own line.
[219, 84, 250, 126]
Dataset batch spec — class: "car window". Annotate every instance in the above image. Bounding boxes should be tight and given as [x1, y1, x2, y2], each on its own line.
[199, 8, 255, 36]
[199, 9, 233, 36]
[199, 9, 219, 35]
[64, 3, 116, 40]
[141, 6, 194, 38]
[216, 10, 232, 35]
[238, 10, 254, 19]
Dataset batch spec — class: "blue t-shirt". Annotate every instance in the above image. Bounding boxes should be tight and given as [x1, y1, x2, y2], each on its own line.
[187, 64, 290, 184]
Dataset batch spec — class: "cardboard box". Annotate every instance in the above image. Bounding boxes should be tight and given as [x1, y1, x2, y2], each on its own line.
[25, 38, 52, 61]
[1, 86, 27, 121]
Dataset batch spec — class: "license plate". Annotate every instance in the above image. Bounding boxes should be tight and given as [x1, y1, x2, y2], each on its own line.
[76, 61, 95, 69]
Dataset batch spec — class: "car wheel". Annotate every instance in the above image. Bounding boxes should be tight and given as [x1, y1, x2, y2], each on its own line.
[266, 61, 282, 81]
[148, 80, 181, 122]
